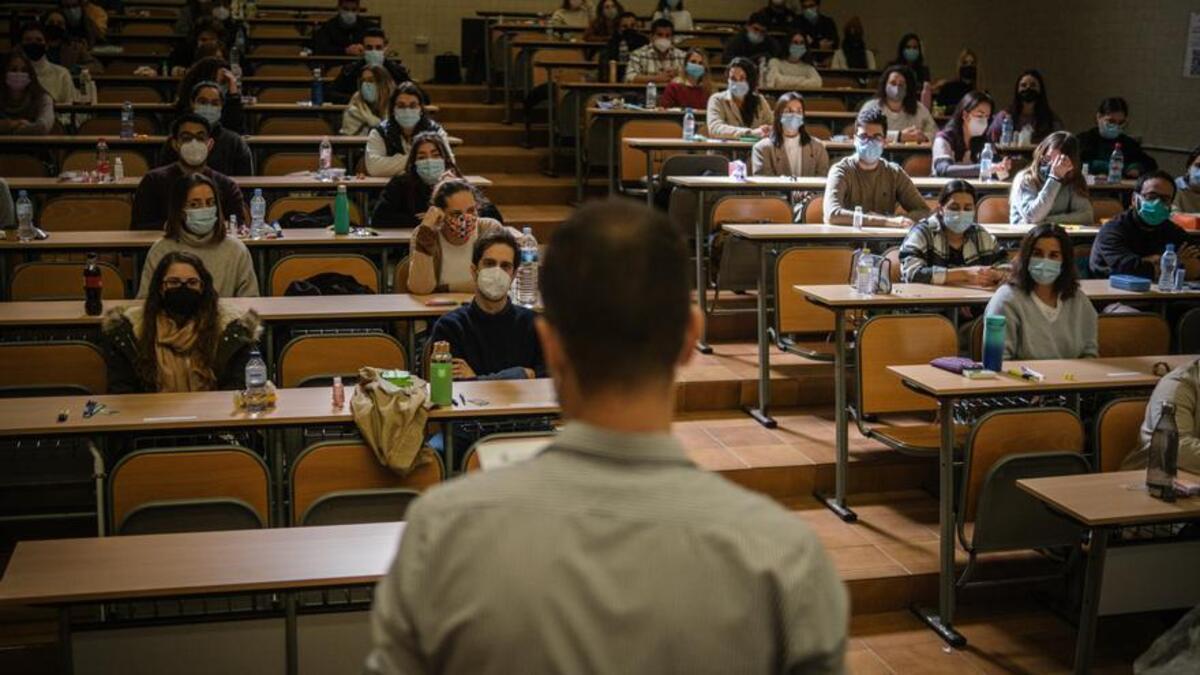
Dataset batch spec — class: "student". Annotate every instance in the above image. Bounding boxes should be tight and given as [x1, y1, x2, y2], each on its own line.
[757, 0, 796, 32]
[313, 0, 372, 56]
[722, 13, 780, 63]
[1176, 146, 1200, 213]
[624, 19, 686, 84]
[864, 65, 936, 142]
[1009, 131, 1093, 225]
[603, 12, 647, 81]
[651, 0, 693, 36]
[987, 69, 1063, 144]
[0, 177, 14, 227]
[900, 180, 1005, 286]
[829, 17, 874, 70]
[935, 49, 979, 110]
[174, 0, 244, 43]
[1077, 97, 1157, 178]
[751, 92, 829, 178]
[985, 223, 1098, 360]
[408, 179, 510, 294]
[659, 48, 710, 110]
[174, 56, 245, 134]
[60, 0, 107, 44]
[796, 0, 839, 50]
[372, 132, 503, 227]
[365, 82, 452, 177]
[1123, 359, 1200, 473]
[340, 65, 394, 136]
[101, 251, 261, 394]
[584, 0, 624, 42]
[763, 31, 822, 89]
[887, 33, 929, 86]
[550, 0, 593, 28]
[1089, 170, 1198, 280]
[366, 199, 848, 675]
[41, 9, 104, 74]
[330, 28, 411, 105]
[20, 23, 74, 107]
[428, 229, 545, 381]
[933, 90, 1012, 178]
[132, 114, 248, 231]
[168, 19, 226, 76]
[0, 50, 55, 135]
[138, 173, 257, 298]
[156, 81, 253, 176]
[823, 104, 930, 227]
[705, 57, 773, 139]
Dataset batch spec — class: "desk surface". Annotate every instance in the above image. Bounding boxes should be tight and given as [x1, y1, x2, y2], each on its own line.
[724, 223, 1099, 241]
[0, 228, 413, 251]
[4, 175, 486, 192]
[1, 135, 368, 147]
[562, 82, 869, 95]
[625, 137, 935, 153]
[669, 175, 1136, 192]
[0, 521, 403, 606]
[795, 280, 1200, 308]
[1018, 470, 1200, 527]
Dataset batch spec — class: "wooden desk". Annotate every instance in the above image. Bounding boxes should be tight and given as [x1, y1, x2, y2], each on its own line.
[1019, 470, 1200, 674]
[887, 356, 1192, 649]
[5, 174, 486, 193]
[669, 174, 1136, 195]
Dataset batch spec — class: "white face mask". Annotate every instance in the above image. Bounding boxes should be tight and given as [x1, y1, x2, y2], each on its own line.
[476, 266, 512, 301]
[653, 37, 672, 53]
[185, 205, 219, 235]
[212, 6, 231, 20]
[967, 116, 988, 138]
[179, 139, 209, 166]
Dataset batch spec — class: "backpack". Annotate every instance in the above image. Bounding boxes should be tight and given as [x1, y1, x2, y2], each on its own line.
[433, 52, 462, 84]
[285, 272, 374, 296]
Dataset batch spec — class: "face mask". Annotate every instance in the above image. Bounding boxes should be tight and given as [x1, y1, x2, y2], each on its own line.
[393, 107, 421, 129]
[65, 7, 82, 24]
[1137, 196, 1171, 226]
[184, 205, 219, 235]
[1190, 167, 1200, 187]
[1099, 120, 1122, 140]
[360, 81, 377, 103]
[444, 212, 477, 241]
[941, 209, 974, 234]
[967, 116, 988, 138]
[903, 47, 920, 62]
[6, 71, 31, 92]
[1018, 88, 1039, 102]
[415, 157, 445, 185]
[666, 0, 680, 7]
[162, 287, 204, 318]
[22, 43, 47, 62]
[885, 83, 905, 101]
[1038, 162, 1051, 181]
[194, 103, 221, 126]
[855, 137, 884, 163]
[746, 29, 764, 45]
[476, 266, 512, 301]
[603, 7, 619, 20]
[803, 7, 819, 21]
[179, 139, 209, 167]
[844, 32, 863, 47]
[789, 43, 807, 60]
[728, 80, 750, 98]
[653, 37, 672, 53]
[339, 9, 357, 25]
[363, 49, 385, 67]
[959, 65, 976, 81]
[212, 6, 230, 20]
[780, 113, 804, 133]
[1028, 257, 1061, 285]
[684, 62, 705, 80]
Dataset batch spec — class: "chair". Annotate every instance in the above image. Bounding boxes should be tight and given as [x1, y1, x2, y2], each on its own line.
[661, 154, 729, 240]
[802, 195, 824, 224]
[802, 98, 846, 112]
[277, 333, 407, 387]
[40, 196, 133, 231]
[1095, 397, 1150, 473]
[1091, 198, 1124, 225]
[62, 150, 150, 178]
[251, 25, 304, 39]
[109, 445, 270, 534]
[976, 195, 1009, 224]
[255, 87, 313, 104]
[269, 253, 379, 296]
[118, 23, 173, 37]
[806, 123, 832, 140]
[265, 195, 364, 228]
[773, 247, 855, 360]
[462, 431, 557, 472]
[882, 246, 902, 284]
[0, 154, 49, 177]
[250, 44, 301, 56]
[0, 342, 107, 396]
[710, 196, 792, 297]
[290, 442, 444, 525]
[392, 256, 412, 294]
[261, 152, 346, 176]
[1098, 313, 1170, 357]
[11, 261, 126, 300]
[854, 314, 964, 454]
[77, 116, 157, 136]
[258, 117, 335, 136]
[619, 119, 683, 192]
[1178, 307, 1200, 354]
[253, 63, 313, 77]
[96, 86, 163, 103]
[902, 153, 932, 178]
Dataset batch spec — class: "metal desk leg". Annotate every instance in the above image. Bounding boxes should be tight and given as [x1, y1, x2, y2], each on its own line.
[1074, 528, 1110, 675]
[285, 593, 298, 675]
[406, 320, 416, 373]
[59, 607, 74, 674]
[501, 33, 513, 124]
[818, 309, 856, 521]
[645, 148, 655, 207]
[912, 397, 967, 647]
[746, 242, 775, 428]
[545, 79, 558, 176]
[694, 188, 712, 354]
[608, 116, 617, 194]
[574, 110, 585, 203]
[270, 426, 285, 527]
[484, 21, 494, 104]
[255, 248, 269, 296]
[444, 421, 456, 475]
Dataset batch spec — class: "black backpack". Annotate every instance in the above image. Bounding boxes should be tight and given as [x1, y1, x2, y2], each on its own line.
[285, 272, 374, 296]
[433, 52, 462, 84]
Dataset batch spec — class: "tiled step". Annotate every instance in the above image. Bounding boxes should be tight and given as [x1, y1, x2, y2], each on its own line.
[674, 340, 833, 411]
[433, 103, 509, 124]
[455, 145, 547, 173]
[482, 172, 576, 203]
[421, 84, 488, 104]
[444, 122, 547, 146]
[497, 204, 575, 242]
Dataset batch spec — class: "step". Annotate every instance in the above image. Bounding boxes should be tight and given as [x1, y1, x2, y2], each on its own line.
[421, 84, 488, 104]
[456, 145, 547, 173]
[482, 172, 576, 204]
[443, 122, 547, 146]
[433, 103, 508, 124]
[497, 204, 574, 242]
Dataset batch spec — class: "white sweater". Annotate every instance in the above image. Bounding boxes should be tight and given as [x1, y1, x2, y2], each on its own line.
[762, 58, 823, 89]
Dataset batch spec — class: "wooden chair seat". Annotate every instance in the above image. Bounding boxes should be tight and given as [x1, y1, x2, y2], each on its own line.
[11, 261, 126, 301]
[866, 422, 970, 455]
[0, 341, 107, 395]
[278, 333, 407, 388]
[976, 195, 1009, 224]
[40, 196, 133, 231]
[290, 442, 443, 525]
[268, 253, 379, 296]
[1098, 313, 1170, 357]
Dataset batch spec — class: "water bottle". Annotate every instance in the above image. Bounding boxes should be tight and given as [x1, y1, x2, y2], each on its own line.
[429, 341, 453, 406]
[982, 315, 1006, 372]
[229, 45, 243, 81]
[516, 226, 539, 306]
[77, 67, 93, 103]
[1159, 244, 1178, 291]
[978, 143, 994, 182]
[645, 80, 657, 109]
[854, 250, 874, 294]
[249, 188, 267, 239]
[318, 136, 333, 178]
[1000, 115, 1014, 146]
[682, 107, 695, 140]
[120, 101, 134, 139]
[852, 206, 864, 231]
[83, 253, 103, 316]
[333, 184, 350, 235]
[1147, 401, 1179, 501]
[228, 213, 239, 239]
[16, 191, 35, 242]
[729, 159, 747, 182]
[311, 67, 324, 106]
[243, 349, 269, 413]
[1107, 143, 1124, 184]
[113, 156, 124, 181]
[95, 138, 110, 180]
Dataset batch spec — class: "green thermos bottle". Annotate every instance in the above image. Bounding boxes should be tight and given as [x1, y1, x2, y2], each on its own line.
[333, 184, 350, 235]
[430, 341, 453, 406]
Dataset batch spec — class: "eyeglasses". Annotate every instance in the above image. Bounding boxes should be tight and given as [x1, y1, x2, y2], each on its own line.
[163, 277, 203, 290]
[855, 133, 885, 143]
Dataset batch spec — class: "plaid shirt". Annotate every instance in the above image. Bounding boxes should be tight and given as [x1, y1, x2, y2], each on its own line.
[623, 44, 687, 82]
[899, 217, 1004, 284]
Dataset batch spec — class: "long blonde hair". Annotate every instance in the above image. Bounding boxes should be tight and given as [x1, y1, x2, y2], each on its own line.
[359, 65, 395, 118]
[673, 48, 711, 93]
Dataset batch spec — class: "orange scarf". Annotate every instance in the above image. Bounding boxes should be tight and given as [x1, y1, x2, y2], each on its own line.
[154, 315, 216, 392]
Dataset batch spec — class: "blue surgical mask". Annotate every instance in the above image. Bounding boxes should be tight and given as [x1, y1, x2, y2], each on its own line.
[727, 80, 750, 98]
[393, 107, 421, 129]
[855, 137, 884, 163]
[360, 81, 377, 103]
[1099, 120, 1122, 140]
[1137, 196, 1171, 226]
[803, 7, 819, 21]
[1190, 167, 1200, 187]
[684, 62, 705, 80]
[941, 209, 975, 234]
[194, 103, 221, 126]
[780, 113, 804, 133]
[903, 47, 920, 63]
[746, 29, 764, 45]
[1028, 257, 1062, 285]
[415, 157, 445, 185]
[363, 49, 385, 67]
[1038, 163, 1051, 181]
[185, 206, 219, 235]
[789, 43, 807, 60]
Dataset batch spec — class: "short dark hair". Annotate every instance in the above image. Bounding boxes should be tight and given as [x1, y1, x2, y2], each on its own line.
[1010, 223, 1079, 300]
[190, 79, 223, 104]
[540, 199, 689, 392]
[747, 11, 769, 28]
[875, 64, 918, 116]
[618, 10, 638, 22]
[171, 112, 212, 137]
[363, 26, 386, 42]
[1136, 169, 1177, 198]
[19, 21, 45, 40]
[855, 101, 887, 133]
[472, 228, 519, 266]
[1187, 144, 1200, 172]
[649, 18, 674, 33]
[1096, 96, 1128, 116]
[936, 179, 976, 206]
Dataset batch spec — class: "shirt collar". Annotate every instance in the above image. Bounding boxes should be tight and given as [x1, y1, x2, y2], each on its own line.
[552, 421, 692, 466]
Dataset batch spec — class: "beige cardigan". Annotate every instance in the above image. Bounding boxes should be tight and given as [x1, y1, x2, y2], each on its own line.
[705, 89, 774, 139]
[409, 218, 517, 294]
[751, 136, 830, 177]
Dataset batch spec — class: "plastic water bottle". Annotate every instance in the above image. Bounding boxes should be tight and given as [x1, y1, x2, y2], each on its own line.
[16, 191, 35, 242]
[854, 250, 874, 294]
[120, 101, 134, 139]
[645, 80, 657, 109]
[243, 349, 269, 413]
[516, 227, 539, 306]
[1147, 401, 1179, 501]
[852, 206, 864, 230]
[318, 136, 333, 178]
[729, 159, 747, 182]
[1107, 143, 1124, 184]
[978, 143, 994, 181]
[682, 107, 695, 140]
[311, 67, 324, 105]
[982, 315, 1005, 372]
[1000, 115, 1014, 145]
[333, 184, 350, 235]
[229, 45, 243, 81]
[249, 188, 267, 239]
[95, 139, 110, 181]
[228, 213, 239, 239]
[113, 156, 124, 181]
[77, 67, 93, 103]
[1159, 244, 1178, 291]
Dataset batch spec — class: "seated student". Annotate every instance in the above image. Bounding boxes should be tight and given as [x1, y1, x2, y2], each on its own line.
[1010, 131, 1094, 225]
[138, 173, 257, 298]
[340, 65, 394, 136]
[133, 114, 248, 230]
[830, 17, 874, 70]
[864, 65, 937, 142]
[428, 229, 545, 381]
[1123, 359, 1200, 473]
[156, 81, 253, 176]
[757, 0, 796, 32]
[751, 92, 829, 177]
[0, 50, 55, 135]
[823, 104, 930, 227]
[60, 0, 107, 44]
[624, 19, 686, 84]
[763, 31, 823, 89]
[168, 19, 226, 76]
[409, 179, 510, 294]
[584, 0, 624, 42]
[174, 56, 245, 134]
[659, 48, 711, 110]
[20, 23, 74, 107]
[313, 0, 373, 56]
[723, 13, 780, 63]
[330, 27, 411, 105]
[174, 0, 243, 41]
[373, 132, 503, 227]
[933, 90, 1012, 178]
[706, 57, 773, 139]
[365, 82, 451, 177]
[1089, 170, 1198, 280]
[651, 0, 693, 36]
[1176, 145, 1200, 213]
[887, 33, 930, 86]
[550, 0, 593, 28]
[797, 0, 839, 51]
[987, 69, 1063, 144]
[0, 177, 13, 226]
[101, 251, 261, 394]
[603, 12, 647, 81]
[41, 9, 104, 74]
[935, 49, 980, 110]
[900, 180, 1005, 286]
[1077, 97, 1158, 178]
[985, 223, 1098, 359]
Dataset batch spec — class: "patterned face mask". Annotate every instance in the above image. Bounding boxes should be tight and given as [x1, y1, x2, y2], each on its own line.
[444, 212, 477, 240]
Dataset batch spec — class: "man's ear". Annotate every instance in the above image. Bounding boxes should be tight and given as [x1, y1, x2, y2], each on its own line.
[535, 317, 564, 380]
[205, 137, 215, 152]
[470, 263, 478, 281]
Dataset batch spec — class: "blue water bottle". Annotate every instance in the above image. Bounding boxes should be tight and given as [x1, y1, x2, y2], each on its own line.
[982, 315, 1006, 372]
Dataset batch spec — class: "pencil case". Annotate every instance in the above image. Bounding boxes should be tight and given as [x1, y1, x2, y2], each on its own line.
[1109, 275, 1151, 291]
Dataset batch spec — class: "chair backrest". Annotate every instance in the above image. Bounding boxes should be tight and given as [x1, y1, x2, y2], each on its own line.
[463, 431, 556, 472]
[119, 500, 264, 535]
[711, 195, 792, 228]
[77, 115, 157, 136]
[530, 48, 591, 88]
[117, 42, 174, 56]
[109, 445, 270, 533]
[261, 152, 347, 176]
[857, 314, 957, 416]
[976, 195, 1009, 224]
[1179, 307, 1200, 354]
[802, 195, 824, 224]
[118, 22, 173, 37]
[40, 196, 133, 230]
[250, 44, 301, 56]
[11, 261, 126, 300]
[1091, 198, 1124, 225]
[392, 256, 412, 294]
[0, 154, 48, 177]
[806, 123, 832, 140]
[255, 87, 312, 103]
[290, 442, 443, 525]
[882, 246, 902, 283]
[967, 451, 1089, 554]
[248, 63, 312, 77]
[1096, 397, 1150, 473]
[901, 153, 932, 178]
[269, 253, 379, 296]
[0, 341, 107, 395]
[62, 150, 150, 178]
[96, 86, 164, 103]
[1098, 312, 1170, 357]
[277, 333, 407, 387]
[265, 195, 363, 227]
[258, 117, 335, 136]
[802, 98, 846, 112]
[775, 247, 855, 334]
[619, 119, 683, 184]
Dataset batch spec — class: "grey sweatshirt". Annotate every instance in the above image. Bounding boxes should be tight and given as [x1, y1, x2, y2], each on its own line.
[1124, 359, 1200, 473]
[1009, 169, 1094, 224]
[984, 283, 1098, 360]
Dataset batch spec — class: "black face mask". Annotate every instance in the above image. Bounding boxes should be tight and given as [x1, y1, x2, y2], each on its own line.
[161, 287, 204, 319]
[1018, 88, 1040, 102]
[843, 33, 863, 48]
[959, 65, 976, 82]
[22, 43, 46, 62]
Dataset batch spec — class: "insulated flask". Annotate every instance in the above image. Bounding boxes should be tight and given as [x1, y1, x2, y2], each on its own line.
[982, 315, 1005, 372]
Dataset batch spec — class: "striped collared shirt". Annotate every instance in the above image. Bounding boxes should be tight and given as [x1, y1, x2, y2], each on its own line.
[899, 216, 1004, 284]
